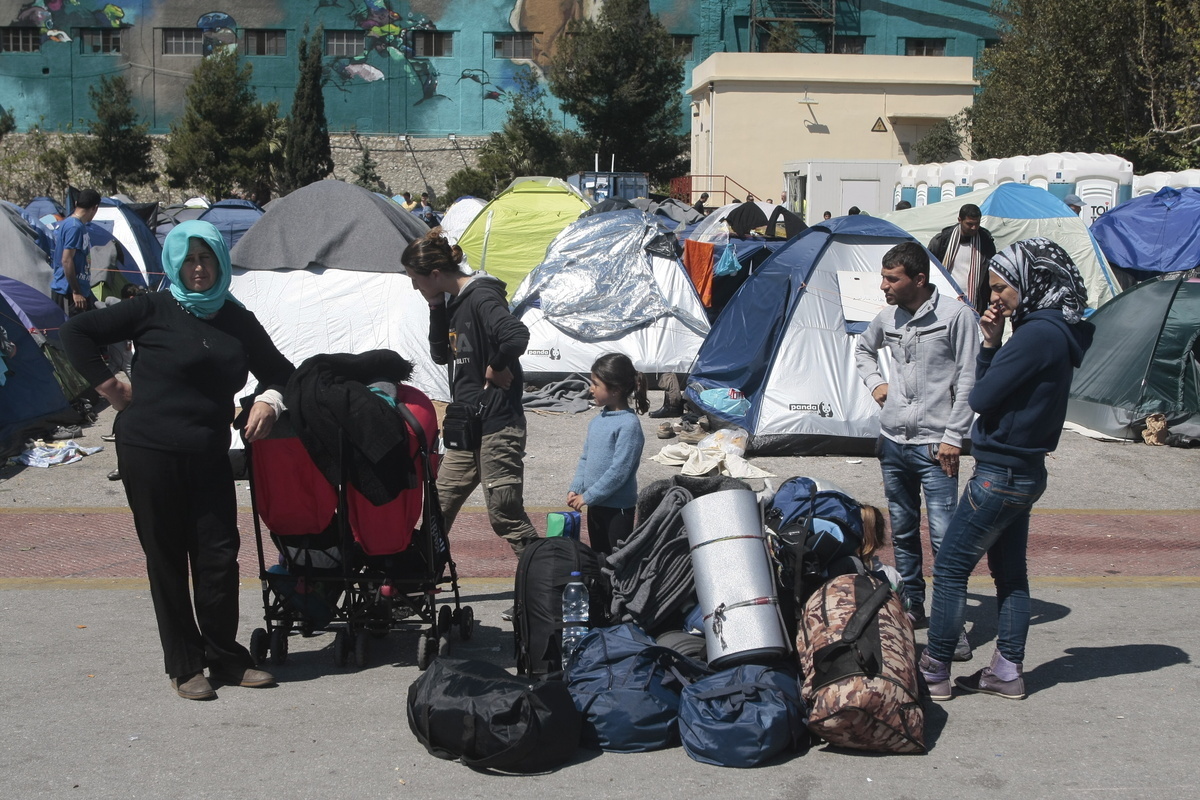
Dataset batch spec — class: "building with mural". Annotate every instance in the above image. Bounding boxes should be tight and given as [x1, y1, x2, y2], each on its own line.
[0, 1, 997, 138]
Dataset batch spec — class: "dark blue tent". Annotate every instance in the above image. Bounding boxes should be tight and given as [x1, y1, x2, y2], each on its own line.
[684, 216, 964, 455]
[24, 196, 66, 223]
[0, 290, 73, 456]
[1090, 187, 1200, 281]
[198, 199, 264, 250]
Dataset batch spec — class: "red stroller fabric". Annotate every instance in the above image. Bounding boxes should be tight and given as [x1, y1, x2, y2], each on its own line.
[252, 384, 440, 556]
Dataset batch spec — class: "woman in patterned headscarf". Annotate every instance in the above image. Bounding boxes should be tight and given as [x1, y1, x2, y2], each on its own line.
[62, 221, 294, 701]
[920, 238, 1094, 703]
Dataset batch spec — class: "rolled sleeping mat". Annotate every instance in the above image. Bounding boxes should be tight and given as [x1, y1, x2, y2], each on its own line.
[682, 488, 789, 668]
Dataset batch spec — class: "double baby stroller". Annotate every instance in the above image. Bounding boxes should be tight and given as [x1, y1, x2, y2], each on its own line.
[245, 362, 471, 671]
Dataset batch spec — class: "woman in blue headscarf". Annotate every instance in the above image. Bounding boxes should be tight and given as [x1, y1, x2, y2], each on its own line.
[62, 220, 294, 701]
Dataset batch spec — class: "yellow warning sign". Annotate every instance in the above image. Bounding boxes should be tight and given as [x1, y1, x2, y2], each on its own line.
[872, 117, 888, 133]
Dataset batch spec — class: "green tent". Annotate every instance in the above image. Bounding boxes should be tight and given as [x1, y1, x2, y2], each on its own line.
[1067, 278, 1200, 439]
[456, 177, 592, 300]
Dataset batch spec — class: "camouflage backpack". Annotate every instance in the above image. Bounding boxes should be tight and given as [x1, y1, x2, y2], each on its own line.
[797, 565, 925, 754]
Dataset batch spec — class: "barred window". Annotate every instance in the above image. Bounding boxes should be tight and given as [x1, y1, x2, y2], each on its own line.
[162, 28, 203, 56]
[833, 36, 865, 55]
[494, 33, 535, 60]
[412, 30, 453, 58]
[80, 28, 121, 54]
[1, 27, 41, 53]
[671, 35, 695, 60]
[324, 30, 365, 58]
[244, 29, 286, 56]
[905, 38, 945, 57]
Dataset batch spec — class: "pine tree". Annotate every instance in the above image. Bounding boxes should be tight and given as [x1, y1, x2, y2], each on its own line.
[278, 26, 334, 195]
[349, 133, 388, 194]
[548, 0, 687, 183]
[71, 74, 156, 195]
[162, 49, 279, 200]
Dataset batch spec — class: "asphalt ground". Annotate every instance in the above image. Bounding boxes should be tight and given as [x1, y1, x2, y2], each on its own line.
[2, 398, 1198, 798]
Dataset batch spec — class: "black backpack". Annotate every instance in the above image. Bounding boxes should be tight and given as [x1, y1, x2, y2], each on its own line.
[514, 537, 611, 677]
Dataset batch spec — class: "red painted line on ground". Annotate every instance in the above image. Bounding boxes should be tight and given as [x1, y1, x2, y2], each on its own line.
[0, 510, 1196, 580]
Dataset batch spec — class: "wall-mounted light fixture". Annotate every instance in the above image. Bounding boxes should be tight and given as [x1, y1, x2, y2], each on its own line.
[797, 88, 819, 105]
[397, 134, 407, 143]
[447, 133, 457, 141]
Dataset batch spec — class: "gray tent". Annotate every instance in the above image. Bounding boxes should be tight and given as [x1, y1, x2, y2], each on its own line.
[228, 181, 447, 400]
[0, 204, 54, 297]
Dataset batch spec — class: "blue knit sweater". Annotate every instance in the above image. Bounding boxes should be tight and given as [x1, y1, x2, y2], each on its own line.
[568, 409, 645, 509]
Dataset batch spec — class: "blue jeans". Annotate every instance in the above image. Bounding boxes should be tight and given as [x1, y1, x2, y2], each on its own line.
[878, 437, 959, 608]
[927, 462, 1047, 665]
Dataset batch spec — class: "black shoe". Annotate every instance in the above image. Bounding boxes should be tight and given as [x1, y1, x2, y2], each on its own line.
[648, 405, 683, 419]
[500, 604, 515, 622]
[107, 469, 121, 481]
[907, 604, 929, 630]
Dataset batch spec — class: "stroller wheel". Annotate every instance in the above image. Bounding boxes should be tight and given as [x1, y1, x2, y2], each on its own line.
[438, 633, 451, 657]
[333, 629, 350, 668]
[269, 628, 289, 666]
[354, 632, 369, 668]
[416, 634, 433, 671]
[458, 606, 475, 641]
[250, 628, 269, 663]
[437, 605, 453, 634]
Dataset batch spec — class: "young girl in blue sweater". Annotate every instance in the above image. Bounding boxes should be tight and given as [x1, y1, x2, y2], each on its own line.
[567, 354, 648, 555]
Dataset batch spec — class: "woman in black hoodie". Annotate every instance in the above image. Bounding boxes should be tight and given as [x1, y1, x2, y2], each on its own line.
[402, 232, 538, 571]
[921, 238, 1094, 703]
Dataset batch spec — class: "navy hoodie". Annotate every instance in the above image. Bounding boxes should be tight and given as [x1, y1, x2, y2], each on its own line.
[969, 309, 1094, 468]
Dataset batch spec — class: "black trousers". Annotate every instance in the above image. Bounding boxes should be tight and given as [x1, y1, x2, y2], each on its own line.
[586, 505, 635, 557]
[117, 441, 252, 678]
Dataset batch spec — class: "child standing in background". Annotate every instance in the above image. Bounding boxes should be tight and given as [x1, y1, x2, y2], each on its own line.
[567, 354, 648, 555]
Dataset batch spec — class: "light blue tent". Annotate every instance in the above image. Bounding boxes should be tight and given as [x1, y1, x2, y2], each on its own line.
[198, 199, 265, 250]
[883, 182, 1120, 310]
[1090, 187, 1200, 281]
[685, 216, 964, 455]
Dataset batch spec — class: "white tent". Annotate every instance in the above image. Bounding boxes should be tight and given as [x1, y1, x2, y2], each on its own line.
[511, 210, 710, 379]
[439, 196, 486, 245]
[881, 182, 1120, 310]
[228, 181, 447, 402]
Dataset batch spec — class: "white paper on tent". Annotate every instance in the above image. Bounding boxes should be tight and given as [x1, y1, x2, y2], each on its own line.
[836, 270, 887, 323]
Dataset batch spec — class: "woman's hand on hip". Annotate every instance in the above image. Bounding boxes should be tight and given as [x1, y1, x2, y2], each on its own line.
[242, 401, 278, 442]
[96, 376, 132, 412]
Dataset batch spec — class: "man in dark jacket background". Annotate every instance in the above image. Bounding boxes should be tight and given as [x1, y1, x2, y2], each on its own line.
[928, 203, 996, 312]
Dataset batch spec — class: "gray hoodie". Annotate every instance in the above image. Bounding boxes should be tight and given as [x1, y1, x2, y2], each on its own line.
[854, 287, 980, 447]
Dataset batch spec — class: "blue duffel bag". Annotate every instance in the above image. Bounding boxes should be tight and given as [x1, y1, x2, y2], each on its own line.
[679, 663, 809, 767]
[566, 623, 710, 753]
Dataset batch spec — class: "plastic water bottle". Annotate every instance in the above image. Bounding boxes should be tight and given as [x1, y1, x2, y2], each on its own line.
[561, 571, 589, 669]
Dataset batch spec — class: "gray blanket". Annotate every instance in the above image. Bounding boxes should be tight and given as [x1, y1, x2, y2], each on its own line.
[521, 375, 592, 414]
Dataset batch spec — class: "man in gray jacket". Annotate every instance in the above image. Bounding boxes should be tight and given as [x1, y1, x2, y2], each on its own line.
[855, 242, 979, 658]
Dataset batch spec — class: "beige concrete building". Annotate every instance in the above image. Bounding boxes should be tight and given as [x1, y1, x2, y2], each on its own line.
[688, 53, 977, 210]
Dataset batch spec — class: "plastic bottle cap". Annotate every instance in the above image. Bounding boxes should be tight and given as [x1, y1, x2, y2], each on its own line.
[570, 571, 581, 577]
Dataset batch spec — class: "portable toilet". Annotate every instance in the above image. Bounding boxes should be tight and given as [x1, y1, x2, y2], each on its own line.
[996, 155, 1031, 185]
[1057, 153, 1133, 225]
[1171, 169, 1200, 188]
[1026, 152, 1066, 192]
[917, 164, 942, 206]
[1134, 172, 1170, 197]
[940, 160, 972, 199]
[897, 165, 919, 208]
[970, 158, 1002, 191]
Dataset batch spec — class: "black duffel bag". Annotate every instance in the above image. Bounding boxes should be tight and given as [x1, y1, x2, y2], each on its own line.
[407, 657, 581, 772]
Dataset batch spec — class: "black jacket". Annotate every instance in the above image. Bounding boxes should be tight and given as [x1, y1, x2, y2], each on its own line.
[428, 273, 529, 435]
[928, 223, 997, 313]
[283, 350, 416, 505]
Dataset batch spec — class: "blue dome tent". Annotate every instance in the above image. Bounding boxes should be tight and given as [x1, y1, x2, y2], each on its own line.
[685, 216, 964, 455]
[1090, 187, 1200, 282]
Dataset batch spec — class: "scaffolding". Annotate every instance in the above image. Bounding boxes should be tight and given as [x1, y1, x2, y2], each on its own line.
[749, 0, 838, 54]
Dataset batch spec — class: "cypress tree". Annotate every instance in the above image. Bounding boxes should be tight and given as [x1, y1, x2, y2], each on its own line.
[279, 26, 334, 195]
[72, 74, 157, 195]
